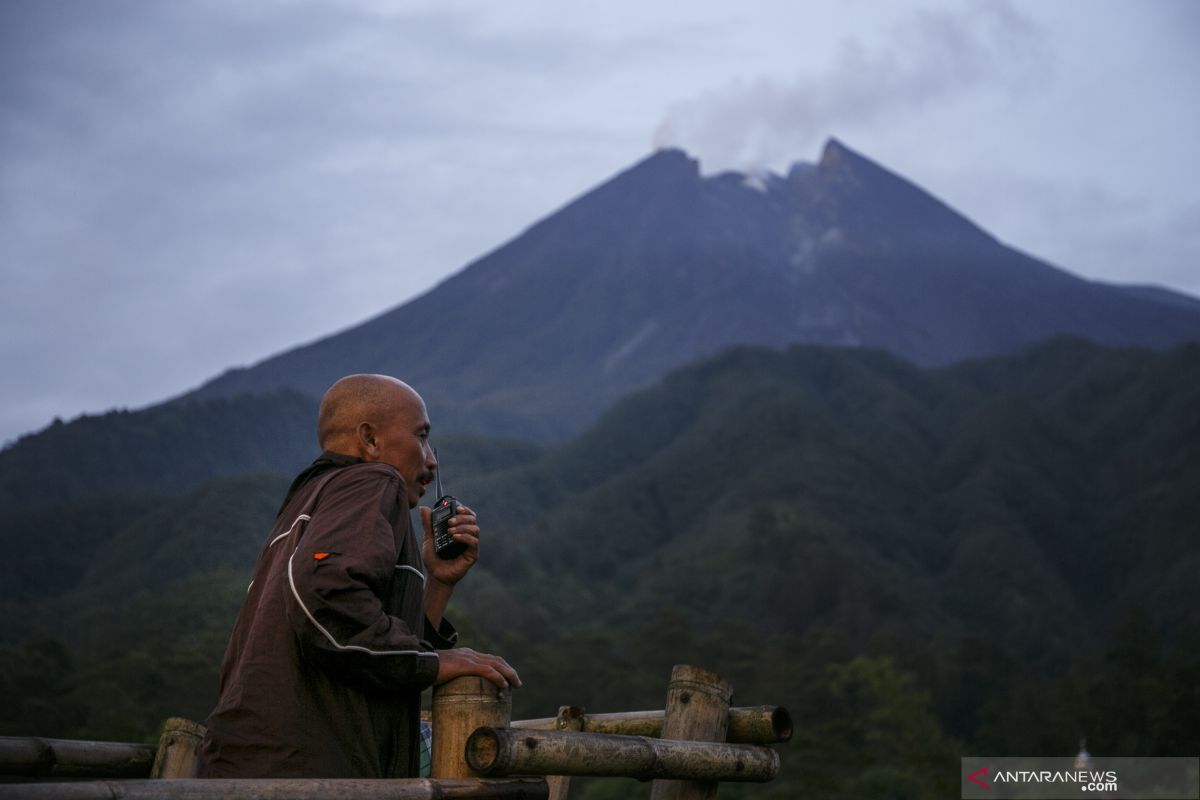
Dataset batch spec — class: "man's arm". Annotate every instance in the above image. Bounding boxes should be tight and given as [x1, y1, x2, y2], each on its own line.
[286, 467, 441, 692]
[419, 504, 522, 690]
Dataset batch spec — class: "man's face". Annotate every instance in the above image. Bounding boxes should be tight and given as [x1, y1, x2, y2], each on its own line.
[374, 393, 438, 508]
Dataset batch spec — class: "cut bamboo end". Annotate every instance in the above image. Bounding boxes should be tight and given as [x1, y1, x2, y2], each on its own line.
[747, 706, 793, 744]
[150, 717, 207, 779]
[662, 665, 733, 707]
[430, 676, 512, 779]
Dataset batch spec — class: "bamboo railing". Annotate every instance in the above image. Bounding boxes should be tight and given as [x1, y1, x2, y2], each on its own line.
[465, 728, 780, 781]
[0, 778, 550, 799]
[0, 663, 788, 800]
[511, 705, 793, 744]
[0, 736, 154, 780]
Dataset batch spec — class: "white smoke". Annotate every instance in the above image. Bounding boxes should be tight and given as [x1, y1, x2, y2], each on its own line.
[653, 0, 1047, 174]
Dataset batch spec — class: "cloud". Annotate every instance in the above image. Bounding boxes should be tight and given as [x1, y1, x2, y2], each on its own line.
[653, 0, 1048, 174]
[0, 0, 655, 442]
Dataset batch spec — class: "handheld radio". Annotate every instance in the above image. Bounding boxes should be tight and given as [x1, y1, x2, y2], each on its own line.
[430, 449, 467, 560]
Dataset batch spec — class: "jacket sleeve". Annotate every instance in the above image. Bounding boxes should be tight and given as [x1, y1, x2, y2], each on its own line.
[284, 465, 441, 692]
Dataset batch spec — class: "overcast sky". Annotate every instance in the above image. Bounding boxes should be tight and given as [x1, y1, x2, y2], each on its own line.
[2, 0, 1198, 446]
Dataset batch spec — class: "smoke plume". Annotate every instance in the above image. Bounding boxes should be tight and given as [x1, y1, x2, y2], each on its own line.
[653, 0, 1047, 174]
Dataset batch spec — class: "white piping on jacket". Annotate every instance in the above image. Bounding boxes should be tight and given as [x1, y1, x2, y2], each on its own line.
[395, 564, 426, 583]
[269, 514, 312, 549]
[248, 514, 314, 595]
[286, 547, 436, 659]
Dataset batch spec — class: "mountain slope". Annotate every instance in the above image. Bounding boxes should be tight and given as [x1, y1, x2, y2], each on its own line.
[454, 338, 1199, 666]
[4, 139, 1199, 511]
[185, 139, 1200, 440]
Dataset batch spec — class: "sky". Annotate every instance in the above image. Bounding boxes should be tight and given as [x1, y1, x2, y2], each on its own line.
[1, 0, 1198, 446]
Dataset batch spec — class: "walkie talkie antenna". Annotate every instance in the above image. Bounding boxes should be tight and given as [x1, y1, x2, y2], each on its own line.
[433, 447, 443, 499]
[430, 447, 465, 559]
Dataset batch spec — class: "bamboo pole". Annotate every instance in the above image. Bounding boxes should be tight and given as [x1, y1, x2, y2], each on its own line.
[0, 737, 154, 779]
[430, 676, 512, 779]
[0, 778, 548, 799]
[543, 707, 584, 800]
[464, 728, 778, 783]
[649, 664, 733, 800]
[511, 705, 792, 744]
[149, 718, 206, 779]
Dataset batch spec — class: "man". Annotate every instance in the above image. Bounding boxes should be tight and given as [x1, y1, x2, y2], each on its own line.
[196, 374, 519, 778]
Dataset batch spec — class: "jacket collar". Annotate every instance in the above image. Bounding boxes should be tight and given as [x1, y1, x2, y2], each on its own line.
[277, 450, 364, 518]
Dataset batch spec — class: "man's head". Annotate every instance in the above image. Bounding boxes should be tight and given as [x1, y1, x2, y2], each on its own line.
[317, 374, 437, 508]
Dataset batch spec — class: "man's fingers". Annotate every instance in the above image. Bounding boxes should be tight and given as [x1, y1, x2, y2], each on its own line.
[481, 658, 521, 689]
[447, 509, 480, 554]
[449, 506, 478, 537]
[438, 648, 521, 689]
[472, 649, 520, 687]
[495, 658, 521, 688]
[450, 533, 480, 554]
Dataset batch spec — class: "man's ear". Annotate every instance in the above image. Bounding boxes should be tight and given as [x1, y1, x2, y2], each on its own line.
[356, 422, 380, 459]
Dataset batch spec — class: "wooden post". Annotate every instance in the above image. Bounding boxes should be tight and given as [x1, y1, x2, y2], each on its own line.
[649, 664, 733, 800]
[545, 706, 584, 800]
[150, 718, 206, 779]
[431, 676, 512, 779]
[465, 728, 778, 782]
[0, 777, 549, 799]
[512, 705, 793, 744]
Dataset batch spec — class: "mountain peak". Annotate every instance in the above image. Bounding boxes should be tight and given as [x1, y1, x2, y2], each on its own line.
[818, 137, 856, 169]
[635, 147, 702, 182]
[817, 137, 906, 184]
[562, 146, 702, 210]
[811, 136, 993, 247]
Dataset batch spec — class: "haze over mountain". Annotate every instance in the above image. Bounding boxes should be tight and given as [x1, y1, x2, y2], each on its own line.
[182, 138, 1200, 442]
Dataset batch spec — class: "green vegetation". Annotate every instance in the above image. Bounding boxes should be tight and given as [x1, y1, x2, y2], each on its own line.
[0, 390, 320, 510]
[2, 339, 1197, 796]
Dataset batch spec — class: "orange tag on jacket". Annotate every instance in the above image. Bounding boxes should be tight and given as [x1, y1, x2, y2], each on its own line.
[313, 552, 331, 561]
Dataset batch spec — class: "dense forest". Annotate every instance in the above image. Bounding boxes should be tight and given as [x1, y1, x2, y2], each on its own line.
[2, 339, 1198, 798]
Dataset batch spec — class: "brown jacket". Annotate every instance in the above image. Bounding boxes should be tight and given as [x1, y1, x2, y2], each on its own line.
[196, 453, 455, 778]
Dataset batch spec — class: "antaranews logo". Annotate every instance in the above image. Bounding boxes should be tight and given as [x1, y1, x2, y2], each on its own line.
[962, 756, 1198, 799]
[991, 767, 1118, 793]
[967, 766, 991, 789]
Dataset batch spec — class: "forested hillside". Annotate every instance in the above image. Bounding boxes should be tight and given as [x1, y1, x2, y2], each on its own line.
[0, 390, 319, 511]
[2, 339, 1197, 798]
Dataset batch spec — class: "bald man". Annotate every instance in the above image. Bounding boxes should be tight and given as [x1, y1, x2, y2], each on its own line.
[196, 374, 519, 779]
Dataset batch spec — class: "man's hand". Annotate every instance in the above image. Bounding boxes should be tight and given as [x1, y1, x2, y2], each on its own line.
[421, 503, 480, 586]
[435, 647, 521, 689]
